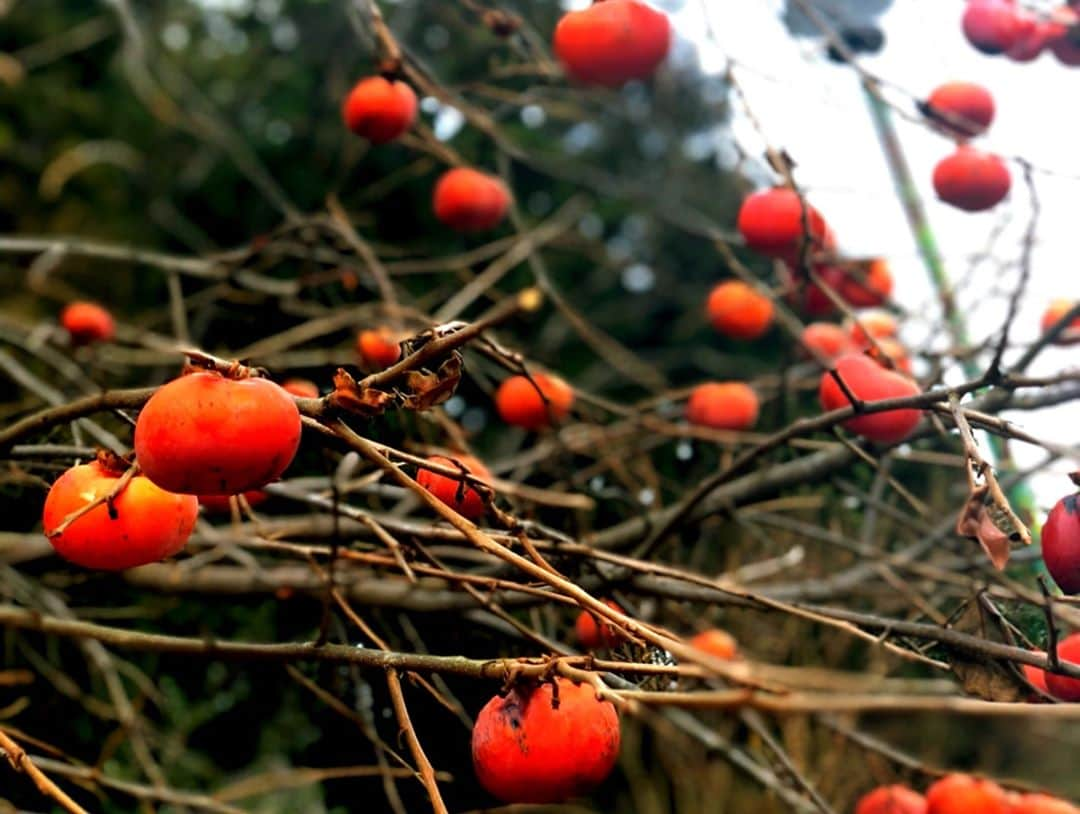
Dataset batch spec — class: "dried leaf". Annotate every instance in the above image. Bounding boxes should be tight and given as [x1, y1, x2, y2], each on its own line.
[955, 484, 1013, 570]
[949, 654, 1026, 702]
[329, 368, 394, 417]
[400, 353, 463, 411]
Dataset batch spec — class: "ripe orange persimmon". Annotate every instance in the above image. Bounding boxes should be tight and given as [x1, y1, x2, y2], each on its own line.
[1010, 793, 1080, 814]
[802, 323, 854, 362]
[848, 310, 899, 346]
[42, 459, 198, 570]
[1040, 493, 1080, 593]
[416, 454, 493, 520]
[926, 774, 1009, 814]
[1040, 300, 1080, 344]
[1021, 651, 1050, 696]
[689, 629, 738, 660]
[706, 281, 774, 340]
[685, 382, 759, 431]
[341, 76, 418, 143]
[855, 784, 927, 814]
[924, 81, 995, 139]
[357, 328, 402, 369]
[494, 373, 574, 430]
[575, 599, 626, 650]
[819, 354, 922, 444]
[433, 168, 511, 232]
[1045, 632, 1080, 701]
[933, 146, 1011, 212]
[281, 378, 319, 399]
[472, 677, 620, 804]
[198, 490, 268, 514]
[836, 259, 894, 308]
[736, 188, 832, 261]
[134, 371, 302, 495]
[60, 301, 115, 345]
[553, 0, 671, 87]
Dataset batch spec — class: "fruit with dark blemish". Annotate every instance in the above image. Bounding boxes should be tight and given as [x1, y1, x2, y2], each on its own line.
[472, 677, 620, 803]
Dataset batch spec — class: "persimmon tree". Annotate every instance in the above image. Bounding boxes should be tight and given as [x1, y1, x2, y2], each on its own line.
[1, 1, 1080, 813]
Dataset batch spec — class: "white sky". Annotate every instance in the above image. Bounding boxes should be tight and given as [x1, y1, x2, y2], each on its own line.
[664, 0, 1078, 514]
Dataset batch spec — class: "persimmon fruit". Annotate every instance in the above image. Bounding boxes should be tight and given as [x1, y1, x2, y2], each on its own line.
[924, 81, 995, 138]
[281, 378, 319, 399]
[1046, 632, 1080, 700]
[553, 0, 671, 87]
[1040, 300, 1080, 344]
[357, 328, 402, 369]
[685, 382, 759, 431]
[802, 323, 854, 361]
[819, 354, 922, 444]
[1042, 493, 1080, 593]
[1010, 793, 1080, 813]
[494, 373, 574, 430]
[433, 168, 511, 232]
[689, 629, 738, 660]
[342, 76, 418, 143]
[925, 774, 1009, 814]
[416, 454, 493, 520]
[42, 460, 198, 570]
[962, 0, 1026, 54]
[933, 146, 1011, 212]
[855, 784, 927, 814]
[737, 188, 832, 262]
[706, 281, 774, 340]
[134, 371, 302, 495]
[472, 677, 620, 804]
[575, 599, 625, 649]
[60, 302, 115, 346]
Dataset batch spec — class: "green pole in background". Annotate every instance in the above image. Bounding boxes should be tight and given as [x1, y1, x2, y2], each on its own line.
[860, 78, 1040, 551]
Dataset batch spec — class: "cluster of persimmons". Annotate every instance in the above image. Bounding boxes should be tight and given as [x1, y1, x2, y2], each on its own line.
[35, 0, 1080, 807]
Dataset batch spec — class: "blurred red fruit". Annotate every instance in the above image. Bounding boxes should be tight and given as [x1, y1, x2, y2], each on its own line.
[60, 301, 115, 345]
[736, 188, 832, 261]
[926, 774, 1008, 814]
[494, 373, 574, 430]
[925, 81, 995, 138]
[282, 378, 319, 399]
[685, 382, 759, 431]
[433, 168, 511, 232]
[706, 281, 775, 340]
[1041, 300, 1080, 343]
[1010, 793, 1080, 813]
[575, 599, 625, 649]
[848, 310, 899, 345]
[341, 76, 418, 143]
[819, 354, 922, 444]
[962, 0, 1025, 55]
[802, 323, 854, 361]
[855, 784, 927, 814]
[689, 629, 738, 660]
[553, 0, 671, 87]
[1045, 632, 1080, 700]
[357, 328, 402, 369]
[933, 146, 1011, 212]
[416, 454, 493, 520]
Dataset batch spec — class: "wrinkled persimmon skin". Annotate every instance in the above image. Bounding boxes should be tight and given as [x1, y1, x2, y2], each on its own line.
[42, 462, 198, 570]
[494, 373, 574, 430]
[925, 774, 1008, 814]
[357, 328, 402, 369]
[933, 146, 1011, 212]
[819, 354, 922, 444]
[707, 281, 774, 340]
[433, 168, 511, 232]
[685, 382, 759, 431]
[855, 784, 927, 814]
[1045, 632, 1080, 701]
[575, 599, 625, 649]
[1041, 494, 1080, 593]
[134, 372, 302, 496]
[416, 454, 492, 520]
[61, 301, 115, 345]
[553, 0, 671, 87]
[925, 81, 995, 138]
[341, 76, 418, 143]
[689, 629, 738, 660]
[1010, 793, 1080, 814]
[472, 677, 620, 804]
